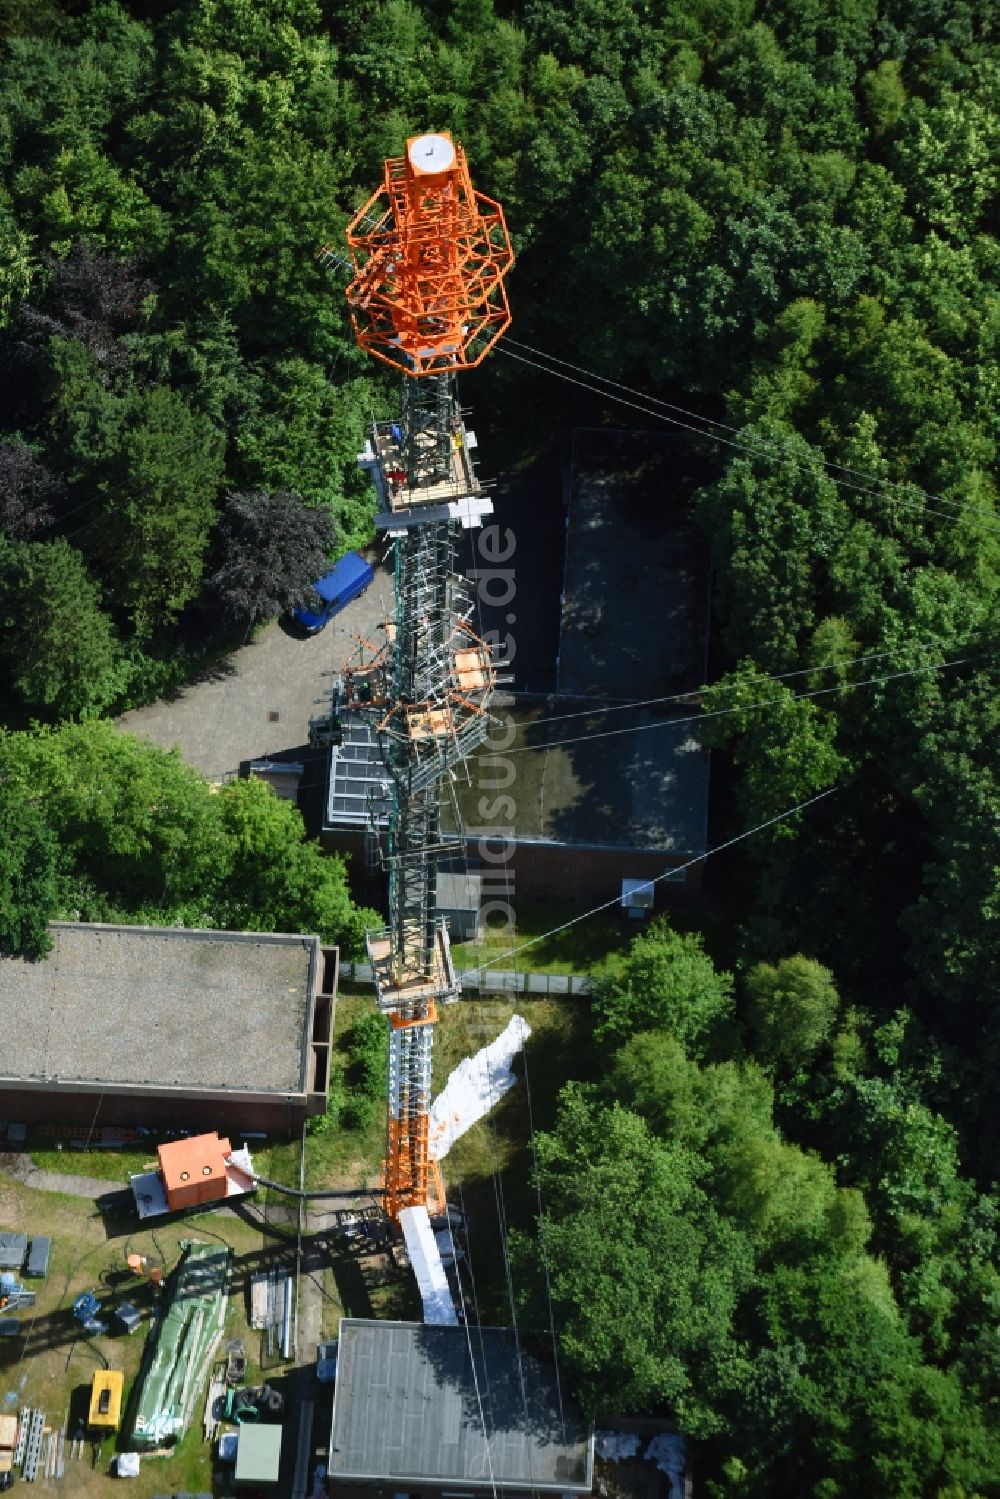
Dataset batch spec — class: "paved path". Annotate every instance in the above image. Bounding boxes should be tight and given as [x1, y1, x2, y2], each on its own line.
[2, 1156, 241, 1218]
[297, 1206, 340, 1364]
[22, 1166, 118, 1197]
[1, 1154, 118, 1200]
[117, 564, 393, 781]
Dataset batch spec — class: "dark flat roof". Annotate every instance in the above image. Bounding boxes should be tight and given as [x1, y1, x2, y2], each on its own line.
[328, 700, 708, 857]
[447, 698, 709, 856]
[560, 431, 710, 701]
[324, 432, 710, 860]
[0, 923, 318, 1096]
[328, 1319, 593, 1492]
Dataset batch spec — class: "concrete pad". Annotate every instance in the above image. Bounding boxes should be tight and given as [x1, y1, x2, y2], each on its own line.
[116, 564, 394, 780]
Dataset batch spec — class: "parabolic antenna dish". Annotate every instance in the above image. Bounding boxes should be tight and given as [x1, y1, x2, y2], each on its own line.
[407, 133, 456, 175]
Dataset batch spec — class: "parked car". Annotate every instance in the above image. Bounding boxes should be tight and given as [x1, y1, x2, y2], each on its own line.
[291, 552, 374, 633]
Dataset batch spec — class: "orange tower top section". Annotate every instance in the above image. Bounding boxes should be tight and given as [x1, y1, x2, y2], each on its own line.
[345, 132, 513, 377]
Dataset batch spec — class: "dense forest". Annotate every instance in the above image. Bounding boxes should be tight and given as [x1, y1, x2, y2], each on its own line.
[0, 0, 997, 1494]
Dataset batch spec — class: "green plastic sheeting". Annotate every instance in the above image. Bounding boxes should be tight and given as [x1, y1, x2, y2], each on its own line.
[130, 1240, 231, 1451]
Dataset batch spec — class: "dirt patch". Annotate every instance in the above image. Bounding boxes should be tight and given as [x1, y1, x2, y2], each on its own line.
[0, 1174, 25, 1228]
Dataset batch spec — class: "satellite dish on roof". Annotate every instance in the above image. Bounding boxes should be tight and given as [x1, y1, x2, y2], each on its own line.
[407, 133, 456, 175]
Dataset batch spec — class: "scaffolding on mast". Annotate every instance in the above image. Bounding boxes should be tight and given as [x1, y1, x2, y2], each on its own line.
[330, 132, 514, 1219]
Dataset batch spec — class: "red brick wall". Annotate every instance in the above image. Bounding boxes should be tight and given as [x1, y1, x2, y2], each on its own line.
[2, 1086, 306, 1139]
[476, 842, 700, 909]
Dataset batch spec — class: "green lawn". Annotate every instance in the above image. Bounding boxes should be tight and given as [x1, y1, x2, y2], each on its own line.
[4, 986, 589, 1494]
[0, 1170, 268, 1499]
[430, 994, 593, 1322]
[452, 897, 636, 975]
[301, 992, 386, 1193]
[299, 989, 592, 1325]
[26, 995, 387, 1198]
[30, 1142, 156, 1180]
[23, 983, 595, 1359]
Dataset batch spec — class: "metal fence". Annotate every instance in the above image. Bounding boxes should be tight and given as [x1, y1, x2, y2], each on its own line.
[338, 960, 592, 997]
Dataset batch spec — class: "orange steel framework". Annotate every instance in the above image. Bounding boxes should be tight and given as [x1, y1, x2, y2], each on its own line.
[339, 133, 511, 1224]
[342, 615, 497, 748]
[346, 132, 513, 375]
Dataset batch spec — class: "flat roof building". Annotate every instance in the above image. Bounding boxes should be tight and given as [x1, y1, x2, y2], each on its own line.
[328, 1319, 593, 1496]
[0, 923, 338, 1137]
[447, 695, 708, 859]
[324, 697, 707, 907]
[557, 432, 709, 704]
[320, 431, 710, 907]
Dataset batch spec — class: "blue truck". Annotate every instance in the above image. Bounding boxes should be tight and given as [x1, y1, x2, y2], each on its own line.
[292, 552, 374, 634]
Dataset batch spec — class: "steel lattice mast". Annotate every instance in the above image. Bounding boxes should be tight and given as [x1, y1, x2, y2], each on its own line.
[338, 133, 513, 1219]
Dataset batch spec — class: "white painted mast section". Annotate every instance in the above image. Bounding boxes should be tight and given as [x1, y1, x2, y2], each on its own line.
[399, 1205, 459, 1325]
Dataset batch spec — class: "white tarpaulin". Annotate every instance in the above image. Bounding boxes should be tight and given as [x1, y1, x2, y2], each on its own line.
[399, 1206, 458, 1326]
[595, 1431, 686, 1497]
[595, 1431, 642, 1462]
[645, 1434, 686, 1496]
[428, 1014, 532, 1161]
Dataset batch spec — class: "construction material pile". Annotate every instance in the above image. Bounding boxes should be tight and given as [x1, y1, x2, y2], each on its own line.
[130, 1241, 230, 1451]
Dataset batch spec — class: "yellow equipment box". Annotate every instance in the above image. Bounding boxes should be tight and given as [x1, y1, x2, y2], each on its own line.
[88, 1370, 124, 1431]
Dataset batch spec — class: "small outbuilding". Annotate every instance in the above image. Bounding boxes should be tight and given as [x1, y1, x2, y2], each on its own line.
[25, 1236, 50, 1278]
[437, 869, 482, 943]
[159, 1133, 232, 1211]
[234, 1424, 282, 1488]
[0, 1234, 26, 1272]
[130, 1132, 256, 1220]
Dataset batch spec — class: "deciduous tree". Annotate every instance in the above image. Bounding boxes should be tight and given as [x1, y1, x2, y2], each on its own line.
[95, 383, 225, 630]
[591, 916, 734, 1053]
[514, 1084, 753, 1430]
[216, 775, 370, 952]
[0, 536, 119, 717]
[0, 439, 62, 536]
[745, 954, 841, 1073]
[205, 486, 334, 626]
[0, 781, 64, 958]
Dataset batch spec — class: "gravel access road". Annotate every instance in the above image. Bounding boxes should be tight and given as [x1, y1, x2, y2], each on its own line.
[116, 565, 393, 780]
